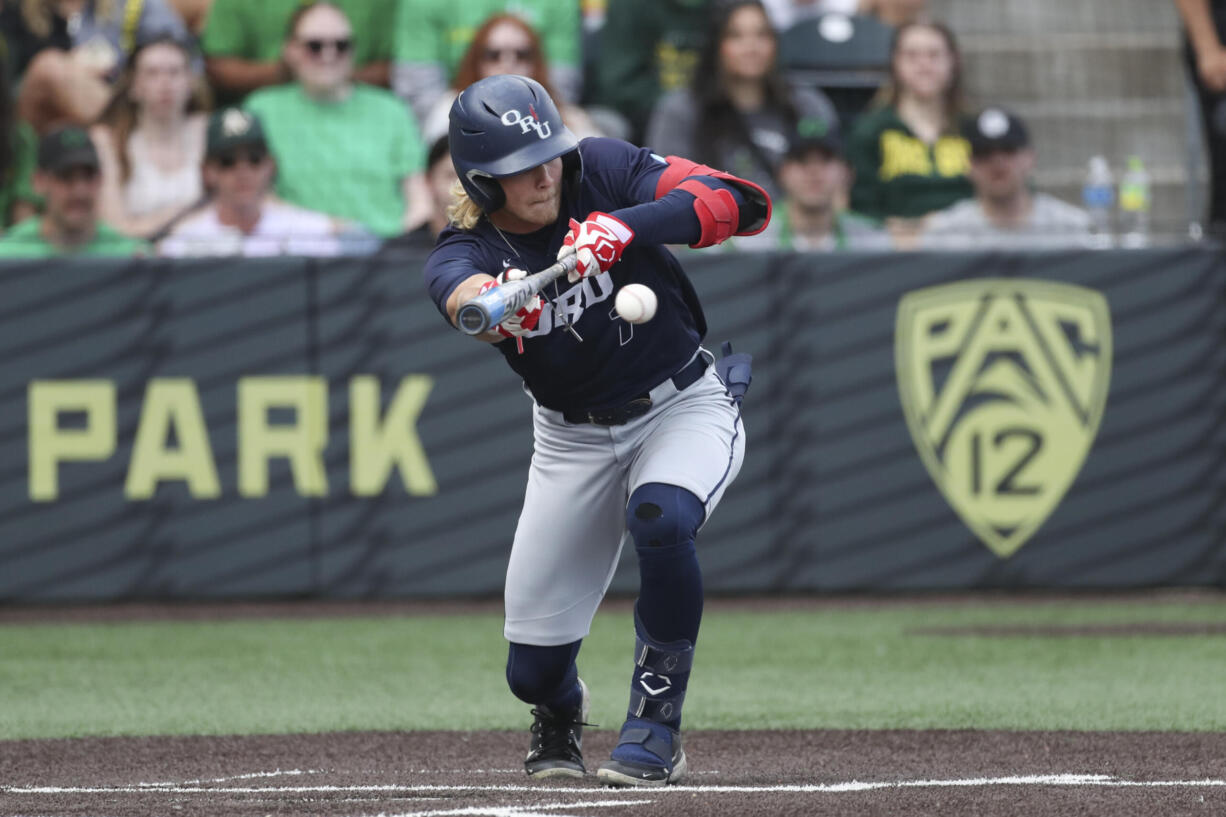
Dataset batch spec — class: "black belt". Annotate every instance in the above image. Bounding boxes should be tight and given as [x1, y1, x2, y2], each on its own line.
[562, 354, 709, 426]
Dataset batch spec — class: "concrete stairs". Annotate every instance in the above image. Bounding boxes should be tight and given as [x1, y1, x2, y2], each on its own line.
[930, 0, 1202, 239]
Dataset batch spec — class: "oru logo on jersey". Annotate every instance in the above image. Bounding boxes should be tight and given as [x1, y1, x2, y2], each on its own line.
[894, 279, 1112, 558]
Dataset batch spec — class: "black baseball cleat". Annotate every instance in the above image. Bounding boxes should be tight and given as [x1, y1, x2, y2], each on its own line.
[596, 719, 687, 787]
[524, 678, 590, 779]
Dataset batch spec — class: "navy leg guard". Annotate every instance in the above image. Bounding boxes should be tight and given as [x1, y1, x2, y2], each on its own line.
[625, 482, 705, 646]
[626, 609, 693, 729]
[506, 640, 583, 715]
[600, 612, 694, 786]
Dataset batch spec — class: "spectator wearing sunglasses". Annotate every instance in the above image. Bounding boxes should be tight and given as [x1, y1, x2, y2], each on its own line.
[158, 108, 364, 256]
[392, 0, 581, 129]
[0, 127, 146, 257]
[201, 0, 396, 106]
[418, 13, 604, 145]
[244, 2, 431, 237]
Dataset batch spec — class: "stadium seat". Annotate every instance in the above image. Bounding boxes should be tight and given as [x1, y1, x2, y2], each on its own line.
[779, 13, 895, 129]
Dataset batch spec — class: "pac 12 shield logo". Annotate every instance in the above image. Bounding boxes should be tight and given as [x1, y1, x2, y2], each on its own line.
[894, 279, 1112, 558]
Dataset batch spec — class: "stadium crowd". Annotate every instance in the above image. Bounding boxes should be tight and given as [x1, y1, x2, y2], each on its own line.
[0, 0, 1218, 257]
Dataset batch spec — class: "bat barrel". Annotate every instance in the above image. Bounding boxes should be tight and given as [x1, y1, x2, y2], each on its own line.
[455, 255, 575, 336]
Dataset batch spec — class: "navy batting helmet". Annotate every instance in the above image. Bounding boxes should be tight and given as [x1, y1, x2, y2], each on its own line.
[449, 74, 581, 213]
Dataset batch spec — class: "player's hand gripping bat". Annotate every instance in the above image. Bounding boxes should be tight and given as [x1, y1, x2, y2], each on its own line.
[457, 253, 579, 336]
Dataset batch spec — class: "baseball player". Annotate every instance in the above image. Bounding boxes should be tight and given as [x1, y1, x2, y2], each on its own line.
[422, 74, 769, 787]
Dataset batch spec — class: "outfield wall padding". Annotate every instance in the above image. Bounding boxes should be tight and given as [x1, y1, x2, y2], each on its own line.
[1, 248, 1223, 601]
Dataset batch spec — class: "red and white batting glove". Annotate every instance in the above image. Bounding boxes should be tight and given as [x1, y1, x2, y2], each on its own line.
[557, 212, 634, 282]
[478, 268, 543, 348]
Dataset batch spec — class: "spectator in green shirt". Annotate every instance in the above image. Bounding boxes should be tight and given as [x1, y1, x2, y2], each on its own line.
[392, 0, 581, 128]
[417, 13, 606, 145]
[245, 2, 430, 237]
[0, 126, 146, 257]
[201, 0, 396, 106]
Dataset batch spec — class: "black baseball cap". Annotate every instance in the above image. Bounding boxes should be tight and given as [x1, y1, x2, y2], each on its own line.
[964, 107, 1031, 157]
[784, 114, 844, 160]
[37, 127, 100, 172]
[206, 108, 268, 158]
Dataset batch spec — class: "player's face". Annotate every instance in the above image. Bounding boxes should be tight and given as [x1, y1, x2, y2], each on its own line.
[894, 26, 955, 102]
[970, 148, 1034, 203]
[779, 148, 847, 212]
[719, 5, 775, 82]
[491, 157, 563, 233]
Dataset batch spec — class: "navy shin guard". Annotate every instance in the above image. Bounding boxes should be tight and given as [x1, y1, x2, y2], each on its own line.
[627, 610, 693, 730]
[602, 611, 693, 783]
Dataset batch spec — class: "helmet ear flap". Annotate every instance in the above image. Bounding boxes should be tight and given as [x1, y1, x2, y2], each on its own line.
[461, 170, 506, 213]
[476, 177, 505, 212]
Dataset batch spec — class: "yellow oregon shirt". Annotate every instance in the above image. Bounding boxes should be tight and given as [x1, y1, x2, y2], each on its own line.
[847, 105, 974, 221]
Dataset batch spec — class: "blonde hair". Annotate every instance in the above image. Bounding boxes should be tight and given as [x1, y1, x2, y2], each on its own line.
[446, 180, 483, 231]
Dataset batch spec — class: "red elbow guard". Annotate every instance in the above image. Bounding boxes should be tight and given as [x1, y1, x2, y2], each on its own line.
[654, 155, 772, 246]
[678, 179, 738, 247]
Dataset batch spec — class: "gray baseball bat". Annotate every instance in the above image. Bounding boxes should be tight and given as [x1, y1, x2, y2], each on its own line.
[457, 253, 578, 335]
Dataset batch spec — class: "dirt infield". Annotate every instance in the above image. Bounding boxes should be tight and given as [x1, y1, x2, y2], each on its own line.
[3, 728, 1224, 817]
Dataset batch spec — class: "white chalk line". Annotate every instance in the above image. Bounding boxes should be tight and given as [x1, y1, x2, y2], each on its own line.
[6, 774, 1226, 796]
[389, 770, 719, 777]
[370, 800, 654, 817]
[127, 768, 719, 786]
[140, 768, 321, 786]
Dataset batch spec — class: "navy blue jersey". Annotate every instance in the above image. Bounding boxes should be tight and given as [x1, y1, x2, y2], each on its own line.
[424, 138, 711, 414]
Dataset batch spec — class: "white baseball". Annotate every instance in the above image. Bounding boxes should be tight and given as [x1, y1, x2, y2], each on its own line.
[615, 284, 658, 324]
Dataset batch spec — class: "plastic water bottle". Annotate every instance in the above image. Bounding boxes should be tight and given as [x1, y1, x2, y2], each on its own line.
[1082, 155, 1114, 248]
[1118, 155, 1151, 248]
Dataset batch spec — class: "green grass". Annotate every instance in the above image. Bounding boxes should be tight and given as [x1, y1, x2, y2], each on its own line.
[1, 598, 1223, 740]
